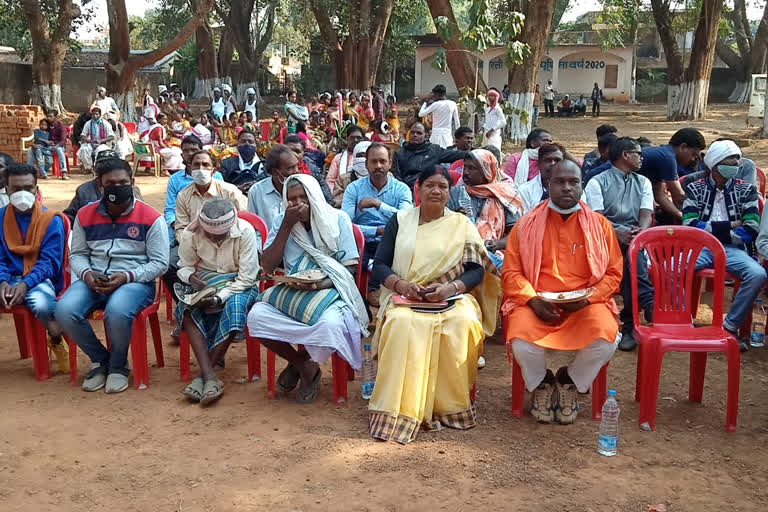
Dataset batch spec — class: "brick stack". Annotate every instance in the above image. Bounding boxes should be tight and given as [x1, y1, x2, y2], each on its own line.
[0, 105, 45, 163]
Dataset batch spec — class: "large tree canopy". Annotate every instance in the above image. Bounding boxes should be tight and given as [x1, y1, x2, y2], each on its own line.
[716, 0, 768, 103]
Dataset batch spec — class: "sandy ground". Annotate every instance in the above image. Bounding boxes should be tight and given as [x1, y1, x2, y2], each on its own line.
[3, 104, 768, 512]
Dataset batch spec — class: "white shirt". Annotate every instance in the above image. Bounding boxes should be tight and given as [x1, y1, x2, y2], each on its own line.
[711, 190, 729, 222]
[419, 99, 460, 133]
[544, 85, 555, 101]
[483, 105, 506, 132]
[244, 100, 258, 118]
[93, 97, 120, 120]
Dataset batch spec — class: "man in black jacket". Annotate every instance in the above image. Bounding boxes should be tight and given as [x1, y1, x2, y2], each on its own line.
[219, 130, 263, 194]
[393, 123, 467, 189]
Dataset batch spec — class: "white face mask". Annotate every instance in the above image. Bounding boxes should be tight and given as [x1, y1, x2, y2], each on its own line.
[352, 157, 369, 177]
[548, 199, 581, 215]
[10, 190, 36, 212]
[191, 169, 212, 186]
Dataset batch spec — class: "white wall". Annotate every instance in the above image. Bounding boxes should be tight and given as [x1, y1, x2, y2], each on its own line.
[414, 45, 633, 102]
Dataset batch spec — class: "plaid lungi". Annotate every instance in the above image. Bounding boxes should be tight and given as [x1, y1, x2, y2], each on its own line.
[175, 288, 261, 349]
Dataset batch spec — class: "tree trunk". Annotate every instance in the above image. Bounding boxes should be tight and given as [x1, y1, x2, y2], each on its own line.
[218, 30, 234, 86]
[505, 0, 557, 143]
[192, 0, 218, 99]
[425, 0, 486, 94]
[107, 0, 213, 121]
[651, 0, 723, 120]
[20, 0, 80, 112]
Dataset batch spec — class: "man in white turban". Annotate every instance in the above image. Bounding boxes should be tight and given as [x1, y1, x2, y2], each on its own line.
[684, 139, 765, 352]
[91, 86, 120, 122]
[244, 87, 259, 120]
[222, 84, 237, 117]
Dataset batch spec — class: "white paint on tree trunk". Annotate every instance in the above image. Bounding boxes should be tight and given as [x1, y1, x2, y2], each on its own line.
[667, 80, 710, 121]
[235, 81, 261, 105]
[35, 84, 65, 113]
[192, 77, 218, 100]
[504, 92, 534, 145]
[115, 91, 137, 123]
[220, 76, 233, 88]
[728, 81, 750, 103]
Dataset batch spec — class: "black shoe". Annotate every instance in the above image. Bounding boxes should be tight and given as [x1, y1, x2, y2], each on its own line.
[618, 329, 638, 351]
[725, 327, 748, 353]
[643, 307, 654, 324]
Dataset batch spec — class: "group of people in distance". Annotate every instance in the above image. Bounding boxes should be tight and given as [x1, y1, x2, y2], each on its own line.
[4, 80, 768, 444]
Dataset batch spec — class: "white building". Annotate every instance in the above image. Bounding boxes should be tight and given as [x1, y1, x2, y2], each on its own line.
[414, 34, 634, 102]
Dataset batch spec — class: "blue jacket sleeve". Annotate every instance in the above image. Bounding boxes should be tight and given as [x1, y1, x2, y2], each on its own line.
[164, 175, 179, 226]
[22, 216, 64, 290]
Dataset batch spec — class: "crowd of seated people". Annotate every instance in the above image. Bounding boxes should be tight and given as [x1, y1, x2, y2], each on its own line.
[12, 81, 768, 446]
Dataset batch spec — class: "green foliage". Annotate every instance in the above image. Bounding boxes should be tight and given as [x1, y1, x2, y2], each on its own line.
[129, 1, 193, 50]
[596, 0, 650, 50]
[0, 0, 94, 59]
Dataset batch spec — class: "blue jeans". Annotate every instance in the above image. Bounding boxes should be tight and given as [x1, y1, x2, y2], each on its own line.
[10, 277, 61, 337]
[619, 245, 654, 330]
[55, 279, 155, 374]
[27, 147, 52, 176]
[532, 106, 540, 126]
[696, 246, 767, 332]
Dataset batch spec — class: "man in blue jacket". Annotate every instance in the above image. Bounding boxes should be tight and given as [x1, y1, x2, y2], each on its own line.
[56, 158, 169, 393]
[0, 163, 68, 371]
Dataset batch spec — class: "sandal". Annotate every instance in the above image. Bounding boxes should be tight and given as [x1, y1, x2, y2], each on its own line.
[296, 368, 322, 404]
[277, 364, 301, 392]
[183, 377, 204, 402]
[199, 378, 224, 406]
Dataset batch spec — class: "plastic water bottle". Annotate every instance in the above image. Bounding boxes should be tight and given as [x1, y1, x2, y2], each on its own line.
[361, 343, 377, 399]
[750, 299, 765, 348]
[598, 390, 620, 456]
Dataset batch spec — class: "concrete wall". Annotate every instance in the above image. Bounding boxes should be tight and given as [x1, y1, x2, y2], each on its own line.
[0, 63, 165, 114]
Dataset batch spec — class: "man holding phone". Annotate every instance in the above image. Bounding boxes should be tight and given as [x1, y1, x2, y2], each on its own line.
[0, 164, 68, 372]
[56, 158, 169, 394]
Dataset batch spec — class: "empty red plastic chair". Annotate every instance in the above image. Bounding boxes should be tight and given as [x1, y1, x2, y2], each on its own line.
[258, 224, 365, 405]
[179, 211, 269, 381]
[503, 315, 608, 421]
[629, 226, 740, 432]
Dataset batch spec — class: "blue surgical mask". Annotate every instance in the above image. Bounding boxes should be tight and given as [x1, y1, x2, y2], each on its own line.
[716, 164, 739, 180]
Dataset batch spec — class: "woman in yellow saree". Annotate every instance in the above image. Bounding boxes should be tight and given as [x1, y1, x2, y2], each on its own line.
[368, 167, 501, 444]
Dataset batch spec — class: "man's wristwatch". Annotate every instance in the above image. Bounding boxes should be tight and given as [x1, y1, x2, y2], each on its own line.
[213, 296, 223, 307]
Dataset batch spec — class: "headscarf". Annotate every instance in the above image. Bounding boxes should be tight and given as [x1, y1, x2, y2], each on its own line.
[350, 140, 372, 177]
[246, 87, 256, 95]
[158, 85, 168, 94]
[514, 148, 539, 187]
[465, 149, 524, 241]
[487, 88, 500, 109]
[222, 84, 232, 93]
[704, 140, 741, 170]
[97, 86, 106, 94]
[282, 174, 369, 335]
[213, 86, 222, 93]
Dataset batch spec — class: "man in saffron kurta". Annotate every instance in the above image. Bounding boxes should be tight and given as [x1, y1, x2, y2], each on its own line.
[502, 160, 622, 425]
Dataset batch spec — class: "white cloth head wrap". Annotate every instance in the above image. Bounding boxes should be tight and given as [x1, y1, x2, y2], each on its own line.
[213, 86, 222, 93]
[222, 84, 232, 93]
[282, 174, 369, 335]
[703, 140, 742, 170]
[158, 85, 168, 94]
[246, 87, 256, 95]
[351, 140, 372, 177]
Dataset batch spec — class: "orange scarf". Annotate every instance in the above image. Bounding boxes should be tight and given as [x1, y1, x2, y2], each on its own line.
[4, 202, 57, 276]
[501, 200, 617, 315]
[465, 149, 524, 241]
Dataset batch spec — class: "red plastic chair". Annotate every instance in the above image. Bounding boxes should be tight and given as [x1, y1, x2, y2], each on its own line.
[179, 211, 269, 382]
[502, 315, 608, 421]
[1, 214, 77, 384]
[691, 197, 764, 338]
[64, 279, 164, 390]
[413, 169, 462, 206]
[260, 224, 365, 405]
[629, 226, 740, 432]
[756, 167, 766, 197]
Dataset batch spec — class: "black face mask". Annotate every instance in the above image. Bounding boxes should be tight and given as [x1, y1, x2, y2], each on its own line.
[103, 184, 133, 205]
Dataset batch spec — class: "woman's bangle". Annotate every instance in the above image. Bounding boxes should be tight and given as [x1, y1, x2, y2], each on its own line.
[451, 282, 461, 295]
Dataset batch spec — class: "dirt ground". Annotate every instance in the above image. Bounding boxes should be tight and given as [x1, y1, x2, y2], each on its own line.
[3, 104, 768, 512]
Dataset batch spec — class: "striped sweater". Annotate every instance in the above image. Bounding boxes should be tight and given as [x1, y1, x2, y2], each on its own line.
[682, 177, 760, 247]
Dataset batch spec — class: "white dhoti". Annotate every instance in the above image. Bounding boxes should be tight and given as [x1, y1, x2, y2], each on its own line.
[430, 128, 453, 149]
[158, 147, 184, 171]
[76, 144, 97, 170]
[511, 338, 617, 393]
[482, 131, 503, 151]
[247, 302, 363, 370]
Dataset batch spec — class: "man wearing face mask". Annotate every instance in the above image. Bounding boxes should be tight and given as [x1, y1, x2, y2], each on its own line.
[342, 142, 412, 301]
[220, 131, 263, 194]
[175, 150, 246, 241]
[326, 125, 365, 193]
[247, 144, 301, 234]
[684, 140, 766, 352]
[0, 164, 69, 373]
[56, 158, 169, 394]
[333, 140, 372, 208]
[502, 160, 622, 424]
[62, 150, 144, 224]
[163, 135, 224, 243]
